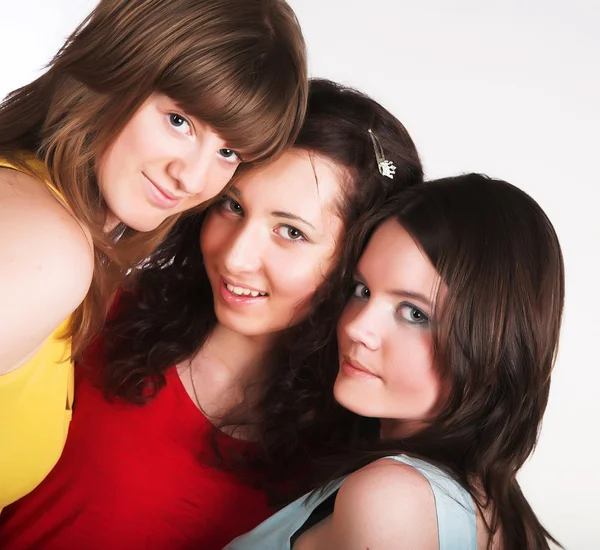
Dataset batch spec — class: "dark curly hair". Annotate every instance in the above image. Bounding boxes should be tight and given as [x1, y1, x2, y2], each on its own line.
[97, 78, 423, 497]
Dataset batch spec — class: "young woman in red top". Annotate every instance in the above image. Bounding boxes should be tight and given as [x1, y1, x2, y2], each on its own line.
[0, 79, 423, 550]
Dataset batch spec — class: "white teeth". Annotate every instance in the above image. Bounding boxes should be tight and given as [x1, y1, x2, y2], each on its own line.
[226, 283, 266, 297]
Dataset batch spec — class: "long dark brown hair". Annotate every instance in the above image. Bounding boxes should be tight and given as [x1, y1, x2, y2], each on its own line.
[0, 0, 307, 358]
[318, 174, 564, 549]
[97, 78, 423, 492]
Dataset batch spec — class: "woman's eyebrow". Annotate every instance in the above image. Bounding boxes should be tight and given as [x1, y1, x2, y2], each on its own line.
[390, 289, 432, 308]
[271, 211, 315, 230]
[228, 185, 242, 198]
[355, 270, 432, 307]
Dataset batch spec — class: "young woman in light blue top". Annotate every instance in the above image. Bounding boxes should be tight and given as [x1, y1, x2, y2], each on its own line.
[225, 174, 564, 549]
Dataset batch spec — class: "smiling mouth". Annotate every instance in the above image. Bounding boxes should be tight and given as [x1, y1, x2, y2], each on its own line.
[143, 173, 181, 204]
[342, 356, 379, 378]
[224, 282, 268, 297]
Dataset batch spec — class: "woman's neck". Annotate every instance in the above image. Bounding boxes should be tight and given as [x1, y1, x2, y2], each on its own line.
[104, 211, 120, 232]
[379, 418, 428, 440]
[182, 323, 273, 426]
[200, 322, 272, 381]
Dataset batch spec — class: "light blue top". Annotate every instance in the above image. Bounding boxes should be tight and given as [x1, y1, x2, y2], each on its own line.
[224, 454, 477, 550]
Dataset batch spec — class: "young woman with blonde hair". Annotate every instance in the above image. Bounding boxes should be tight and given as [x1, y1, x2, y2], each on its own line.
[0, 0, 307, 508]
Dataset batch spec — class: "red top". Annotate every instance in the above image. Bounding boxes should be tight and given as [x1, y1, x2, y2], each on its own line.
[0, 347, 273, 549]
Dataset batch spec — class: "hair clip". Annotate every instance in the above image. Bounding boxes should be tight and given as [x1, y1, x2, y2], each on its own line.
[368, 129, 396, 180]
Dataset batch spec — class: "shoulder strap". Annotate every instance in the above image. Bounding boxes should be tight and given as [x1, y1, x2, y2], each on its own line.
[0, 154, 69, 209]
[386, 455, 478, 550]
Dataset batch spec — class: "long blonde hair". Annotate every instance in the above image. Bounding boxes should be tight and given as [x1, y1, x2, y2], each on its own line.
[0, 0, 307, 358]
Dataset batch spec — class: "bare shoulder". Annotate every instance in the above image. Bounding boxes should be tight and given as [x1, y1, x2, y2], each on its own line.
[0, 167, 94, 275]
[325, 458, 439, 550]
[0, 168, 94, 374]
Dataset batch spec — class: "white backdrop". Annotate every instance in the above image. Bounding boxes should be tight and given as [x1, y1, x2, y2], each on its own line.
[1, 1, 598, 548]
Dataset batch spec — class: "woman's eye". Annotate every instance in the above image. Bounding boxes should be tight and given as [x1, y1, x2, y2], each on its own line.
[398, 304, 429, 326]
[169, 113, 191, 134]
[278, 225, 306, 241]
[218, 148, 242, 164]
[218, 196, 243, 215]
[351, 282, 370, 299]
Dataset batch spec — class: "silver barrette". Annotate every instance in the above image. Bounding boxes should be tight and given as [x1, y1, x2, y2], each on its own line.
[368, 129, 396, 180]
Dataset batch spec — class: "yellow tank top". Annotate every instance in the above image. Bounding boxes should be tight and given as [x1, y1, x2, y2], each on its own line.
[0, 156, 74, 508]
